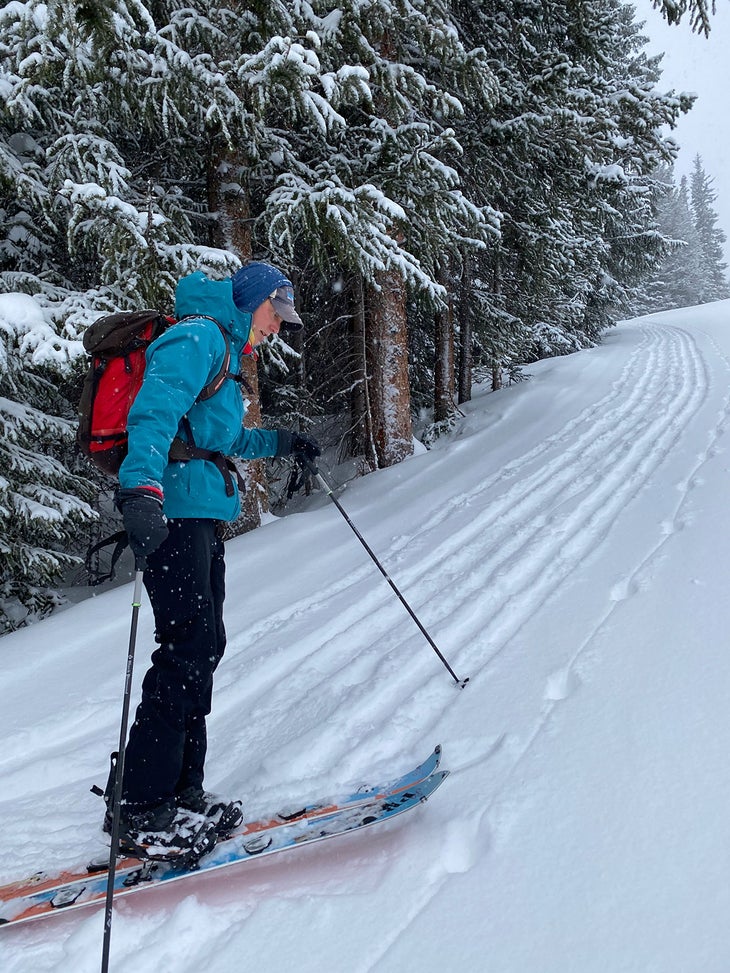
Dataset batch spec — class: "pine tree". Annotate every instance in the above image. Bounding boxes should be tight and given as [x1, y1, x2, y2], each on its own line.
[0, 295, 97, 632]
[259, 0, 500, 466]
[689, 155, 730, 302]
[640, 169, 707, 311]
[652, 0, 714, 36]
[448, 0, 690, 371]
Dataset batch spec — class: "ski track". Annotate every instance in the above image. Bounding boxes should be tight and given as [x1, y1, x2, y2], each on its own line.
[4, 317, 727, 962]
[380, 323, 707, 655]
[350, 321, 729, 972]
[245, 319, 720, 971]
[205, 320, 717, 867]
[223, 323, 710, 752]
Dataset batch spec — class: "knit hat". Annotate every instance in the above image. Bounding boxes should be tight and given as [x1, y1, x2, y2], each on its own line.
[230, 262, 303, 330]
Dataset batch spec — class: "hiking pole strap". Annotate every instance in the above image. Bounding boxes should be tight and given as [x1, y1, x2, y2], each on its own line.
[85, 530, 129, 586]
[297, 457, 468, 688]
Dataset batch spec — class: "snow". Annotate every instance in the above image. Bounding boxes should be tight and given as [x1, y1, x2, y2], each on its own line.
[0, 292, 81, 367]
[4, 299, 730, 970]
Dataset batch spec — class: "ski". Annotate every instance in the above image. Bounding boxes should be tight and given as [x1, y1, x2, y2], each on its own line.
[0, 746, 443, 926]
[1, 770, 447, 927]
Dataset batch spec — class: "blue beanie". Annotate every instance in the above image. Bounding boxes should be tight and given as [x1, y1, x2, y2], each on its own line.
[230, 262, 292, 314]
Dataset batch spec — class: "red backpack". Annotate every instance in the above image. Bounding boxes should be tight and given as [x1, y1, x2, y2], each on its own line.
[77, 310, 235, 479]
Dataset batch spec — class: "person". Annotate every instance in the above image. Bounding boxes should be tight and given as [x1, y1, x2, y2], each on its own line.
[107, 261, 320, 855]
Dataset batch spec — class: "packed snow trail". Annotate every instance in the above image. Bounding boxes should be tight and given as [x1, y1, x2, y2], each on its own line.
[3, 302, 730, 972]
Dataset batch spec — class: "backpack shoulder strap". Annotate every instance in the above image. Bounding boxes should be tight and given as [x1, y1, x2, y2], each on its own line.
[198, 329, 230, 400]
[176, 314, 230, 401]
[177, 314, 254, 398]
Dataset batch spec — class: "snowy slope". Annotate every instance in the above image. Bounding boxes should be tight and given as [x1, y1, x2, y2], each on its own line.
[3, 301, 730, 972]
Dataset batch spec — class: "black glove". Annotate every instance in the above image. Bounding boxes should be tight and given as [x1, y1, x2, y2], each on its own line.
[115, 487, 169, 565]
[276, 430, 322, 467]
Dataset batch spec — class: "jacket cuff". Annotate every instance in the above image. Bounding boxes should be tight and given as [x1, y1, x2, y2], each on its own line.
[116, 485, 164, 506]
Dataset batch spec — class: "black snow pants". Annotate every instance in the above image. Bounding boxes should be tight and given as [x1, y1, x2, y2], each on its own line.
[121, 517, 226, 810]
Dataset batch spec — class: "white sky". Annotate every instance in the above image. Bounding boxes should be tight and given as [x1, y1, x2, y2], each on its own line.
[633, 0, 730, 263]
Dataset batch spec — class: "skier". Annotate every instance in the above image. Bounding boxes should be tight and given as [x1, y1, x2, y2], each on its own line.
[107, 262, 320, 855]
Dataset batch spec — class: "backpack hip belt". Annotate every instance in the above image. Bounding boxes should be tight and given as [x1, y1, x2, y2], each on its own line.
[169, 418, 245, 498]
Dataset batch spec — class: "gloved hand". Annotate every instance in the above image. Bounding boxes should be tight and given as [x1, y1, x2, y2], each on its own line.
[115, 486, 169, 565]
[276, 430, 322, 467]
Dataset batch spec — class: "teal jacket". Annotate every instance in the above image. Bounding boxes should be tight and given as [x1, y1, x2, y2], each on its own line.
[118, 271, 281, 521]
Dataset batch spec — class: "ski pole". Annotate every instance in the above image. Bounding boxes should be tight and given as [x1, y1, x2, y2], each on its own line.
[299, 457, 468, 688]
[101, 562, 144, 973]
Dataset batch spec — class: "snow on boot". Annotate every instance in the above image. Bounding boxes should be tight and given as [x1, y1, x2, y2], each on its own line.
[175, 786, 243, 837]
[116, 800, 217, 864]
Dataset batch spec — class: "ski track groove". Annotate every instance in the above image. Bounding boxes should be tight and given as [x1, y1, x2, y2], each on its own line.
[202, 322, 709, 822]
[350, 322, 722, 970]
[383, 323, 707, 651]
[216, 321, 710, 801]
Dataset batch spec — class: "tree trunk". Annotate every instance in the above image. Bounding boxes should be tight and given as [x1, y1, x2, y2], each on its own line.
[434, 262, 455, 423]
[206, 133, 268, 532]
[490, 252, 503, 393]
[457, 254, 473, 405]
[366, 270, 413, 468]
[349, 275, 378, 470]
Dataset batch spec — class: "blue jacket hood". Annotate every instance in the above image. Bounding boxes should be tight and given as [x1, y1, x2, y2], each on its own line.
[119, 270, 280, 519]
[174, 271, 252, 351]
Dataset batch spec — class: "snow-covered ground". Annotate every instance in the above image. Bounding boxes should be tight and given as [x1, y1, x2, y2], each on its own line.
[3, 300, 730, 972]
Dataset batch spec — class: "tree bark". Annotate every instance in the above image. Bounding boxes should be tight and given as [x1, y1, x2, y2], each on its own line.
[206, 133, 268, 532]
[349, 275, 378, 470]
[457, 254, 473, 405]
[366, 270, 413, 468]
[434, 262, 455, 423]
[490, 252, 503, 393]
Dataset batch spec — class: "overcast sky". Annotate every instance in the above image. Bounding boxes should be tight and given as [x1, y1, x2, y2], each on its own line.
[633, 0, 730, 264]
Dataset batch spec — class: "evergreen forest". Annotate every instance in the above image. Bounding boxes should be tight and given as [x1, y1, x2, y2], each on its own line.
[1, 0, 728, 633]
